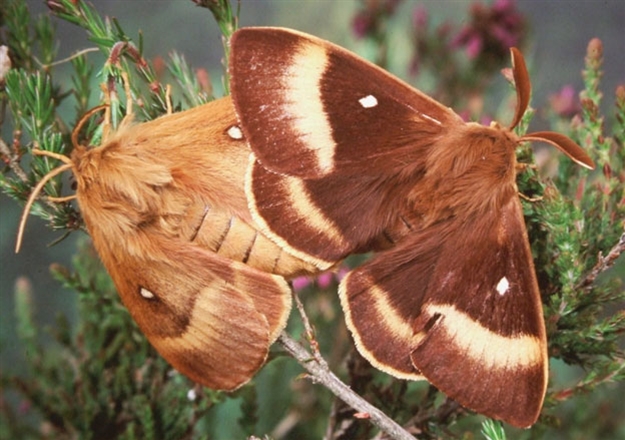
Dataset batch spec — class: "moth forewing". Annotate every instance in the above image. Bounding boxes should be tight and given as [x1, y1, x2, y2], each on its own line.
[233, 27, 462, 263]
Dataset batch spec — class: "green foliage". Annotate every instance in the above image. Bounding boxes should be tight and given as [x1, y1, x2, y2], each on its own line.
[534, 38, 625, 418]
[481, 419, 507, 440]
[1, 1, 623, 439]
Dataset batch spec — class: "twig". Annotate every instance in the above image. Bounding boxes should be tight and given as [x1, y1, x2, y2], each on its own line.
[579, 232, 625, 289]
[278, 333, 416, 440]
[0, 137, 28, 182]
[553, 356, 625, 400]
[292, 290, 322, 360]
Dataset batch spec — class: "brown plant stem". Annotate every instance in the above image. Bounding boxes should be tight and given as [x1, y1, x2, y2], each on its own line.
[278, 332, 416, 440]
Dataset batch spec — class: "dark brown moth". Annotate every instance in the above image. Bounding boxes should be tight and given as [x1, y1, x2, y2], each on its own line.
[229, 27, 594, 427]
[17, 95, 323, 391]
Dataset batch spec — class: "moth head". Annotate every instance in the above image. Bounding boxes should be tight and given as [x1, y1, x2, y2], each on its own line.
[507, 47, 595, 170]
[15, 105, 110, 253]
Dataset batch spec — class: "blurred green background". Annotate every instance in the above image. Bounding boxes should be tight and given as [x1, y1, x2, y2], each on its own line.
[1, 1, 623, 438]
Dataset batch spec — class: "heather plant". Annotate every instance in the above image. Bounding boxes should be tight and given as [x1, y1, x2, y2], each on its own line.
[1, 1, 623, 439]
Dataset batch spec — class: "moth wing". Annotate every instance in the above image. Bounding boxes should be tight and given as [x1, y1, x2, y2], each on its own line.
[109, 239, 291, 391]
[340, 198, 547, 428]
[246, 161, 413, 267]
[231, 27, 459, 178]
[231, 27, 462, 264]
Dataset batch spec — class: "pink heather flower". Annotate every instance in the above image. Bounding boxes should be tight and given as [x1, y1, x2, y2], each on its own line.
[465, 35, 483, 59]
[18, 399, 31, 415]
[317, 272, 335, 289]
[292, 276, 312, 291]
[336, 267, 350, 281]
[549, 85, 581, 118]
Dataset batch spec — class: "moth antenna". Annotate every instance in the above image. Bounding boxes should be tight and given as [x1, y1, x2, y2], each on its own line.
[509, 47, 531, 131]
[99, 79, 115, 141]
[522, 131, 595, 169]
[15, 161, 74, 253]
[508, 48, 594, 170]
[71, 105, 108, 150]
[165, 84, 173, 115]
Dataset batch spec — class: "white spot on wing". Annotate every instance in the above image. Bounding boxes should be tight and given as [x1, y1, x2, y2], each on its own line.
[496, 276, 510, 296]
[140, 287, 155, 299]
[358, 94, 378, 108]
[227, 125, 243, 140]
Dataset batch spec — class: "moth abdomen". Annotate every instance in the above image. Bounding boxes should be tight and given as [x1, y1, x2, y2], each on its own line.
[188, 201, 318, 277]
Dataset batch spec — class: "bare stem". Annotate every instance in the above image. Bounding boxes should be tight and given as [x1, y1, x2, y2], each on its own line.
[0, 138, 28, 182]
[278, 332, 416, 440]
[579, 232, 625, 290]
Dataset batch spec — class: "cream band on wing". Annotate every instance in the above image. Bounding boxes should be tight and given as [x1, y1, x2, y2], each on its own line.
[284, 42, 336, 174]
[282, 175, 348, 249]
[339, 275, 425, 381]
[424, 303, 544, 369]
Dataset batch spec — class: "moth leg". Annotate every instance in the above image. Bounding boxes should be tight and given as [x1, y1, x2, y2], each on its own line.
[515, 163, 542, 202]
[515, 162, 537, 172]
[121, 71, 133, 115]
[47, 194, 77, 203]
[99, 81, 113, 140]
[100, 70, 134, 141]
[291, 290, 322, 361]
[165, 84, 173, 115]
[518, 192, 543, 203]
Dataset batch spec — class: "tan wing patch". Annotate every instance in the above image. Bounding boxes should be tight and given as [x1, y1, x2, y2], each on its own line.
[153, 278, 271, 391]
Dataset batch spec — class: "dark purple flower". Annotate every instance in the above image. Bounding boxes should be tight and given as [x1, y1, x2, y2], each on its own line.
[452, 0, 526, 62]
[352, 0, 405, 39]
[352, 12, 374, 39]
[412, 4, 428, 29]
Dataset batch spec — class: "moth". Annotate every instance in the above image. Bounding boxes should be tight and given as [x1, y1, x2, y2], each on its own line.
[229, 27, 594, 427]
[17, 93, 323, 391]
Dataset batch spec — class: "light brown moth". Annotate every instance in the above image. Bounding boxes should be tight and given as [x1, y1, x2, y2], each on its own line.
[17, 93, 323, 391]
[228, 27, 595, 427]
